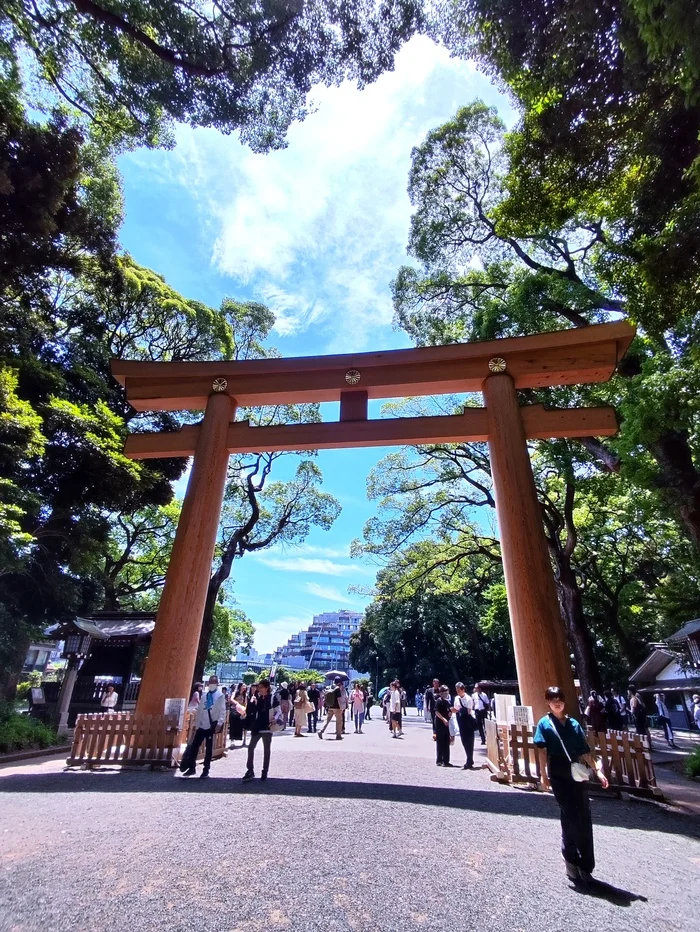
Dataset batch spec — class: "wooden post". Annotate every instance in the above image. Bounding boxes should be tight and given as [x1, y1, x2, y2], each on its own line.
[56, 657, 79, 734]
[483, 373, 577, 720]
[136, 391, 236, 716]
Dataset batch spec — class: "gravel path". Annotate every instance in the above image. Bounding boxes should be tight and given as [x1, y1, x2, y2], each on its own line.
[1, 713, 699, 932]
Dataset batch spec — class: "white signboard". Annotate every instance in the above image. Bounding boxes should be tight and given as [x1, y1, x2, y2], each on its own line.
[494, 693, 517, 724]
[269, 662, 278, 683]
[511, 705, 534, 727]
[164, 697, 186, 731]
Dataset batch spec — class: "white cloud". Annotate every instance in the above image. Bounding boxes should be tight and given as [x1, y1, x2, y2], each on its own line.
[280, 543, 351, 559]
[305, 582, 356, 602]
[255, 555, 356, 576]
[252, 615, 310, 654]
[167, 36, 508, 352]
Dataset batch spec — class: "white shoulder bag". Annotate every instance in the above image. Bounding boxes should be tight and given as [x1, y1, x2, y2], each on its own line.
[550, 718, 589, 782]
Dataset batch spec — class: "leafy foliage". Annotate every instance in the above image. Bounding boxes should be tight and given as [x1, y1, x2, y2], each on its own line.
[4, 0, 422, 150]
[0, 702, 60, 753]
[206, 604, 255, 669]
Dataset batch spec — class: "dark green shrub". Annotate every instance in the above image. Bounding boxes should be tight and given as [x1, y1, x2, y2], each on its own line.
[0, 710, 60, 754]
[685, 746, 700, 780]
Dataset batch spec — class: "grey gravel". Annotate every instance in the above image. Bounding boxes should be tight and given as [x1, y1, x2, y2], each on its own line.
[1, 714, 698, 932]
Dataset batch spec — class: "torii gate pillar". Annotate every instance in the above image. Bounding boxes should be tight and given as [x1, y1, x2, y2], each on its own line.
[136, 391, 236, 716]
[484, 373, 576, 717]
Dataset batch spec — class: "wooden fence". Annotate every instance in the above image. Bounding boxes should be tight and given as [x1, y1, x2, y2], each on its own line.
[484, 719, 661, 797]
[67, 710, 229, 769]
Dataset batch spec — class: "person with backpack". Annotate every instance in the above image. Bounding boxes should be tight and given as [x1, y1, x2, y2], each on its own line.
[239, 678, 280, 781]
[318, 677, 344, 740]
[179, 674, 226, 780]
[628, 686, 651, 747]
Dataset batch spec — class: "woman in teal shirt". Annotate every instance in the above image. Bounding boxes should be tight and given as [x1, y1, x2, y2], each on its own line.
[534, 686, 608, 883]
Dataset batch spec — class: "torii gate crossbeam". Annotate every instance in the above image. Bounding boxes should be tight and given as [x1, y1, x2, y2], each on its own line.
[113, 320, 634, 721]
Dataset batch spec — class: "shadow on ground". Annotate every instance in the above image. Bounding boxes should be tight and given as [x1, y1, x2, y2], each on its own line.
[2, 770, 699, 842]
[571, 877, 649, 907]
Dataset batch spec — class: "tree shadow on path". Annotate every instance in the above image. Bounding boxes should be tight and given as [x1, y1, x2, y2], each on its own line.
[1, 771, 699, 845]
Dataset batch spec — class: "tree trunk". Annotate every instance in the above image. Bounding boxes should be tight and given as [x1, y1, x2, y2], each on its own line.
[0, 630, 32, 701]
[193, 578, 218, 684]
[555, 563, 602, 699]
[651, 430, 700, 549]
[603, 606, 643, 670]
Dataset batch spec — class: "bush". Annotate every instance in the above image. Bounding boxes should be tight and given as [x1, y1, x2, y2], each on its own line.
[685, 746, 700, 780]
[15, 670, 42, 701]
[0, 706, 61, 754]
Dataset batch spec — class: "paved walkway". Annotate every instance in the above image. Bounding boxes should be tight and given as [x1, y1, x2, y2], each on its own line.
[1, 712, 699, 932]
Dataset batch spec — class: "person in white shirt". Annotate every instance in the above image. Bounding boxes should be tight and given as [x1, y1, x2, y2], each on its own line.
[453, 682, 477, 769]
[99, 684, 118, 712]
[472, 683, 491, 746]
[389, 680, 403, 738]
[179, 675, 226, 779]
[692, 694, 700, 730]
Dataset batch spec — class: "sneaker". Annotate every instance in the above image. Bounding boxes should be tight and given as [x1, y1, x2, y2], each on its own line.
[181, 767, 196, 777]
[443, 762, 455, 768]
[335, 735, 343, 740]
[242, 770, 254, 782]
[578, 869, 593, 883]
[199, 771, 210, 779]
[436, 761, 443, 766]
[260, 771, 268, 781]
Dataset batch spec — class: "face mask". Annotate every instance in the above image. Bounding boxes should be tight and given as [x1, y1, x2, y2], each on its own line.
[208, 684, 218, 692]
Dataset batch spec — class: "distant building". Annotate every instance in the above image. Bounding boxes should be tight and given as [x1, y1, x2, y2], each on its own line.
[275, 609, 364, 672]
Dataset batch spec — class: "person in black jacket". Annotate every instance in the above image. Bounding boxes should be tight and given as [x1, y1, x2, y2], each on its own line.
[433, 686, 454, 767]
[237, 679, 279, 782]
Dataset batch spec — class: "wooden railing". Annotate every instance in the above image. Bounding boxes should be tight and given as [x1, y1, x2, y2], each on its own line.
[67, 710, 229, 768]
[484, 719, 661, 797]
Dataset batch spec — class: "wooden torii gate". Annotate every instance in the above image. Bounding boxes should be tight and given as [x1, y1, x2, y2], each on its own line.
[113, 320, 634, 721]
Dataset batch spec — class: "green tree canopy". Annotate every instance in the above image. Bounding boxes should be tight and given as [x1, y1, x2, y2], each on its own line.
[4, 0, 422, 149]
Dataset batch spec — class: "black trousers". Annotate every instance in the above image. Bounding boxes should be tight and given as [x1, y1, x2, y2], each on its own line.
[475, 709, 487, 744]
[246, 731, 272, 774]
[435, 723, 451, 764]
[180, 726, 213, 773]
[550, 772, 595, 873]
[458, 716, 475, 767]
[307, 708, 318, 732]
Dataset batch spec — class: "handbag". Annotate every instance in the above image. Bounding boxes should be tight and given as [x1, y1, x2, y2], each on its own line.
[550, 717, 589, 782]
[449, 714, 459, 738]
[268, 704, 284, 733]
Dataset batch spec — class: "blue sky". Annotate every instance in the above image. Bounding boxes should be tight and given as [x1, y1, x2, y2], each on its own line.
[117, 37, 514, 654]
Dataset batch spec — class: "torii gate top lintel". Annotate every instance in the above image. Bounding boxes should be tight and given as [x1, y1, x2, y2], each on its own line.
[114, 320, 635, 459]
[111, 320, 634, 412]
